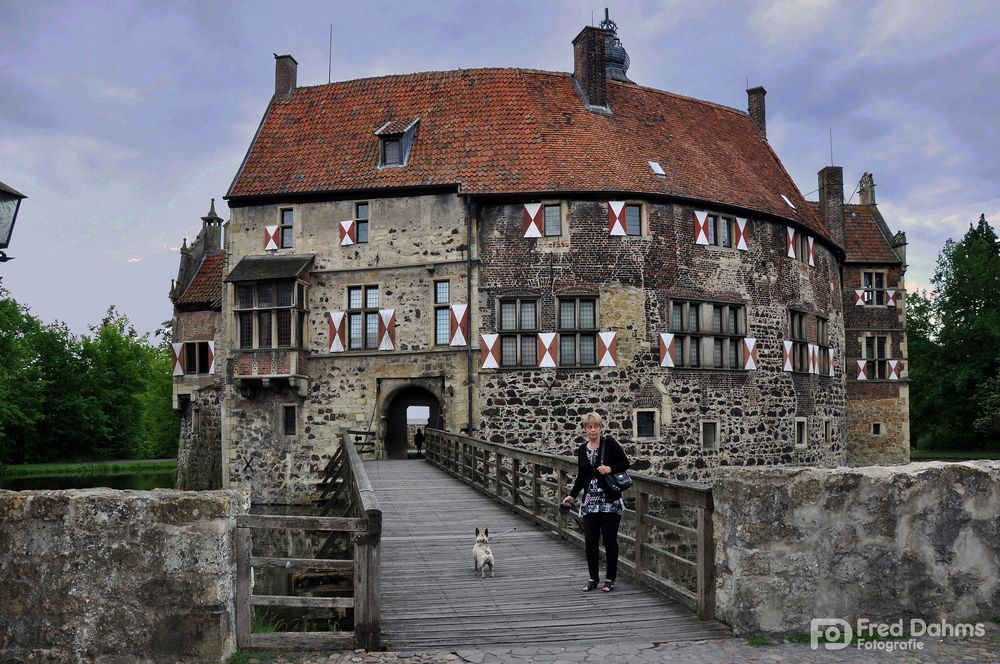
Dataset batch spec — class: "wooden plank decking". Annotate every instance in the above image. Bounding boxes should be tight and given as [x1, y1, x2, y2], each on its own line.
[365, 459, 731, 650]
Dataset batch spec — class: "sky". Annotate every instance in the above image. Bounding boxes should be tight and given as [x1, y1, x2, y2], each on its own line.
[2, 0, 998, 337]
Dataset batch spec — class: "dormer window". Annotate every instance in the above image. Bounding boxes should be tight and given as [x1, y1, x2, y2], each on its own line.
[382, 138, 402, 166]
[375, 118, 419, 168]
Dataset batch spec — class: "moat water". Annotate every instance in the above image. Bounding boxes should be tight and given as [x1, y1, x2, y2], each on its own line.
[0, 471, 175, 491]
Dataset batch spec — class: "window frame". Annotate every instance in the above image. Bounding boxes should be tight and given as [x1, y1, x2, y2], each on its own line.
[864, 334, 889, 379]
[817, 316, 830, 375]
[824, 418, 832, 446]
[795, 232, 809, 264]
[281, 404, 297, 436]
[701, 420, 719, 450]
[233, 280, 308, 351]
[497, 297, 538, 367]
[434, 280, 451, 346]
[671, 300, 746, 369]
[625, 203, 642, 236]
[355, 202, 369, 244]
[705, 214, 738, 249]
[872, 422, 882, 436]
[789, 310, 809, 373]
[380, 136, 403, 166]
[795, 417, 808, 449]
[543, 204, 562, 237]
[634, 409, 658, 440]
[557, 297, 598, 367]
[347, 284, 381, 350]
[279, 208, 294, 249]
[182, 341, 213, 375]
[862, 270, 888, 305]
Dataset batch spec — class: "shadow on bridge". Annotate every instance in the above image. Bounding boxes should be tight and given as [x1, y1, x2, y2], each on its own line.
[367, 454, 730, 650]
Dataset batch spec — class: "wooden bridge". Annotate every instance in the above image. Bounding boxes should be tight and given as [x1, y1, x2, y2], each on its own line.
[236, 429, 730, 651]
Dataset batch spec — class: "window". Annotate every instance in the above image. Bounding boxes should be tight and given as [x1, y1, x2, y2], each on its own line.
[625, 204, 641, 236]
[192, 407, 201, 433]
[790, 310, 808, 372]
[817, 317, 830, 375]
[795, 417, 808, 448]
[234, 280, 307, 350]
[872, 422, 882, 436]
[279, 208, 294, 249]
[348, 285, 380, 350]
[865, 335, 888, 379]
[355, 203, 369, 244]
[282, 405, 296, 436]
[862, 271, 886, 305]
[635, 410, 657, 439]
[795, 232, 809, 264]
[824, 419, 832, 446]
[498, 297, 537, 366]
[543, 204, 561, 236]
[434, 280, 450, 346]
[701, 421, 719, 450]
[706, 214, 736, 248]
[672, 300, 746, 369]
[557, 298, 597, 366]
[381, 137, 402, 166]
[183, 341, 213, 374]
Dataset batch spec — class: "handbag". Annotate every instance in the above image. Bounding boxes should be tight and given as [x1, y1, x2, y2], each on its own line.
[599, 439, 634, 493]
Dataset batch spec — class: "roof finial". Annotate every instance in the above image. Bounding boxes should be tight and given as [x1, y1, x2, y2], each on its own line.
[600, 8, 617, 35]
[202, 197, 223, 224]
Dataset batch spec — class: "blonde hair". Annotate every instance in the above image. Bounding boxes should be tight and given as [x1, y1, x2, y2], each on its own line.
[581, 411, 604, 429]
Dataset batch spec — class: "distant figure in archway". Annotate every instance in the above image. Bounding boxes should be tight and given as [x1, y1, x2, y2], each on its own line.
[414, 428, 425, 458]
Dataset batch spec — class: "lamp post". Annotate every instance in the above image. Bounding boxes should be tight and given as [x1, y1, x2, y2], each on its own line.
[0, 181, 27, 263]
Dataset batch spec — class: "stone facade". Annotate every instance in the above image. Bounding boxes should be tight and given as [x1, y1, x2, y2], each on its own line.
[713, 462, 1000, 635]
[0, 489, 248, 663]
[476, 199, 846, 481]
[221, 194, 474, 501]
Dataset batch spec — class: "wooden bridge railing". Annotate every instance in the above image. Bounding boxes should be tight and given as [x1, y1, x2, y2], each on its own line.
[424, 428, 715, 620]
[235, 433, 382, 651]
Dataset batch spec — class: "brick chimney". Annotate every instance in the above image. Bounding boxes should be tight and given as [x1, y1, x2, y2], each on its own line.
[859, 172, 876, 206]
[747, 86, 766, 139]
[818, 166, 845, 248]
[274, 53, 298, 99]
[572, 26, 607, 109]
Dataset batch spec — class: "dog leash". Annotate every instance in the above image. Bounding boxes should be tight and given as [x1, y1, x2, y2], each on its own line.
[483, 526, 517, 541]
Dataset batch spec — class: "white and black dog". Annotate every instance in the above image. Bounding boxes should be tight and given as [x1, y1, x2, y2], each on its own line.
[472, 527, 495, 578]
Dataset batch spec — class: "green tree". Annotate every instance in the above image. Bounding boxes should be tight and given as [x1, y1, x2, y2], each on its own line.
[0, 283, 44, 464]
[921, 214, 1000, 450]
[906, 289, 945, 448]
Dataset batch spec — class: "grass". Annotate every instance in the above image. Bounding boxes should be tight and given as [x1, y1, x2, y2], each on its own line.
[251, 609, 286, 634]
[747, 634, 773, 646]
[910, 449, 1000, 461]
[225, 650, 277, 664]
[0, 459, 176, 479]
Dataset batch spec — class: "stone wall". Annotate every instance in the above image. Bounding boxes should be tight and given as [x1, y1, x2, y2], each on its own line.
[0, 489, 248, 663]
[176, 387, 223, 490]
[476, 199, 847, 481]
[713, 462, 1000, 635]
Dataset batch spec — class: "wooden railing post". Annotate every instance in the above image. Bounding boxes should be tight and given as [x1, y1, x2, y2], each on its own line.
[353, 530, 369, 648]
[696, 506, 715, 621]
[556, 467, 568, 537]
[634, 490, 648, 575]
[494, 451, 503, 502]
[532, 463, 540, 515]
[235, 526, 252, 648]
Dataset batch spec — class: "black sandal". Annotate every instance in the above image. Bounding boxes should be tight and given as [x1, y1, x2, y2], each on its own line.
[602, 580, 615, 592]
[582, 579, 599, 592]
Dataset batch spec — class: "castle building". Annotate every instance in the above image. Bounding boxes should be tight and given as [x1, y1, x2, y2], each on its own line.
[171, 19, 909, 502]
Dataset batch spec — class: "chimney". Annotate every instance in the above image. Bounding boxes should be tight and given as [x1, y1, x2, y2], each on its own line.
[818, 166, 845, 248]
[747, 86, 766, 139]
[859, 172, 877, 206]
[274, 53, 298, 99]
[572, 26, 607, 109]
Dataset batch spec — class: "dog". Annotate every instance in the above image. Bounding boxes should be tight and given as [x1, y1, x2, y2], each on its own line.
[472, 527, 495, 578]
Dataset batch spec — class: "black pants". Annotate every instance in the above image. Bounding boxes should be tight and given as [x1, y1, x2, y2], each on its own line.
[582, 511, 622, 582]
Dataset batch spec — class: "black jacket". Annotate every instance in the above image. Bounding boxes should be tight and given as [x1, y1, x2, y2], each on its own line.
[569, 435, 631, 503]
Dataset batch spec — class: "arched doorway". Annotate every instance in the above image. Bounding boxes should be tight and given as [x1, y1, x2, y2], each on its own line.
[383, 385, 442, 459]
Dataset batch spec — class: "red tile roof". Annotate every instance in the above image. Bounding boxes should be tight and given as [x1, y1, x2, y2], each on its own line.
[177, 252, 224, 307]
[808, 203, 901, 263]
[228, 69, 830, 240]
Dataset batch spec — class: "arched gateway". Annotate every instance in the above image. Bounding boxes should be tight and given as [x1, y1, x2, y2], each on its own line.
[382, 385, 441, 459]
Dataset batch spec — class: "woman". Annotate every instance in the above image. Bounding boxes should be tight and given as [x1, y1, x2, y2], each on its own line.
[561, 411, 631, 592]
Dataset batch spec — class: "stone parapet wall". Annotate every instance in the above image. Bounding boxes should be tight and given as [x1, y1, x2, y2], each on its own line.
[0, 489, 248, 663]
[713, 462, 1000, 635]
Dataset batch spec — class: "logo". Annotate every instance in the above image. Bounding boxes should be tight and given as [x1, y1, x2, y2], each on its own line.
[810, 618, 853, 650]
